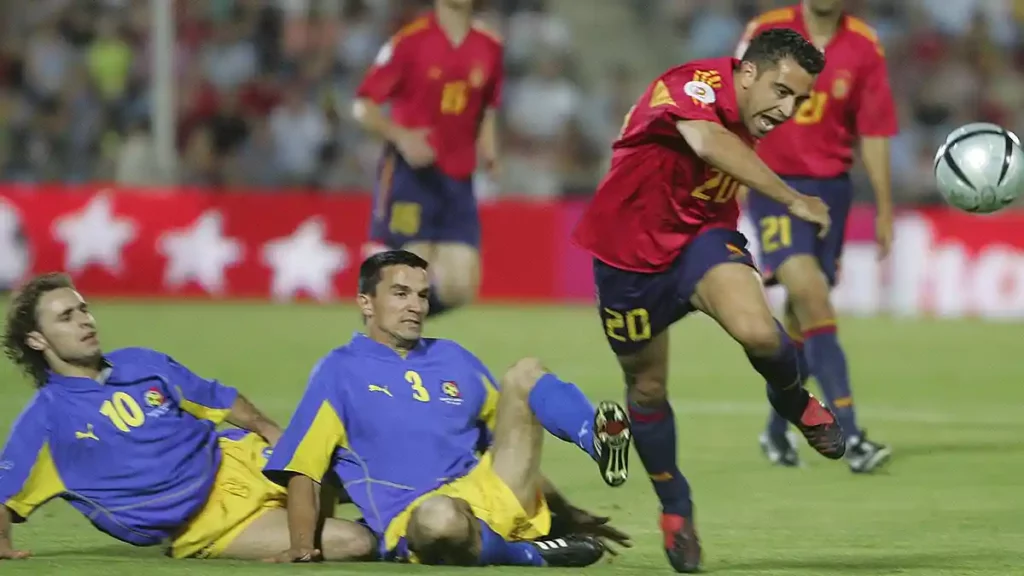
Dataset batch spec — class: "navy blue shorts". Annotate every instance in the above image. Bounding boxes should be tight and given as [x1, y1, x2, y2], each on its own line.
[369, 145, 481, 248]
[745, 176, 852, 287]
[593, 228, 757, 356]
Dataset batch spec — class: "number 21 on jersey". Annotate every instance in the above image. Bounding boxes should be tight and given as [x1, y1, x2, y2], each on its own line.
[100, 392, 145, 432]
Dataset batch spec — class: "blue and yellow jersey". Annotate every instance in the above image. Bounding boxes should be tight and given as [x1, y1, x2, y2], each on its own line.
[0, 347, 239, 546]
[264, 333, 499, 545]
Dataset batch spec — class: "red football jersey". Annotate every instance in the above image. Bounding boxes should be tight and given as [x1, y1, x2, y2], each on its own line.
[572, 57, 754, 273]
[735, 6, 898, 178]
[357, 14, 504, 180]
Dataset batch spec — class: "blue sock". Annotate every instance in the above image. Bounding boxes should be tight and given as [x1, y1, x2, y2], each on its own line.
[803, 325, 857, 435]
[766, 341, 809, 436]
[427, 290, 454, 318]
[747, 321, 809, 424]
[628, 400, 692, 517]
[477, 520, 544, 566]
[527, 374, 597, 459]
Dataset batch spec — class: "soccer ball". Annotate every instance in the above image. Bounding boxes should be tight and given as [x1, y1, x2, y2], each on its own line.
[934, 122, 1024, 213]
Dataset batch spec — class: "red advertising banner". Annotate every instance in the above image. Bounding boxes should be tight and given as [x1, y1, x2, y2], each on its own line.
[2, 186, 1024, 318]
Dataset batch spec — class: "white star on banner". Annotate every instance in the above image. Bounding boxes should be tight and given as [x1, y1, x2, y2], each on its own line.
[262, 217, 349, 301]
[158, 210, 244, 294]
[52, 193, 137, 275]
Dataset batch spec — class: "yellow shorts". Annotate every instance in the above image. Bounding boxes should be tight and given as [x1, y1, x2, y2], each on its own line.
[169, 432, 287, 559]
[383, 452, 551, 559]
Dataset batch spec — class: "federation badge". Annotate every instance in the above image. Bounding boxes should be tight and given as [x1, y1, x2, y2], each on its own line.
[469, 67, 486, 88]
[144, 387, 165, 408]
[442, 381, 461, 398]
[832, 71, 852, 100]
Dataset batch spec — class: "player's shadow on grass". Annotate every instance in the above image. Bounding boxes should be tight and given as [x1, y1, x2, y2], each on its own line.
[893, 439, 1024, 460]
[37, 544, 160, 559]
[718, 550, 1005, 573]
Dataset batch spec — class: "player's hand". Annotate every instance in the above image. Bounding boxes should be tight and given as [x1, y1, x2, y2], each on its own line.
[0, 548, 30, 560]
[788, 195, 831, 239]
[396, 128, 436, 168]
[875, 210, 893, 260]
[481, 155, 501, 179]
[263, 547, 323, 563]
[552, 505, 633, 555]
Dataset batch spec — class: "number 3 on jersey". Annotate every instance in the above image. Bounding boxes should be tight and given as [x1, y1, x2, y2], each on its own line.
[100, 392, 146, 432]
[405, 370, 431, 402]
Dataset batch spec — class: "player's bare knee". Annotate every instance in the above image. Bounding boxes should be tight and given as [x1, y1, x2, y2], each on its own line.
[319, 519, 378, 561]
[434, 279, 478, 307]
[407, 496, 478, 565]
[731, 317, 783, 356]
[786, 281, 835, 326]
[502, 357, 547, 397]
[626, 373, 668, 407]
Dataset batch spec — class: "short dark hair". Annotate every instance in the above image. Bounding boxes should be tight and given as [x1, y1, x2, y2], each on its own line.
[357, 250, 429, 295]
[3, 272, 75, 388]
[742, 28, 825, 76]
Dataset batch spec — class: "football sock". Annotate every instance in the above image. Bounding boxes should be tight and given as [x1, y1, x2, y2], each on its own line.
[628, 400, 693, 517]
[477, 520, 545, 567]
[766, 340, 809, 437]
[527, 373, 598, 459]
[803, 324, 858, 435]
[747, 320, 810, 424]
[426, 290, 454, 318]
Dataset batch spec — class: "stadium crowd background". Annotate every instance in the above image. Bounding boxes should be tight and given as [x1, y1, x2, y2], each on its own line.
[0, 0, 1019, 205]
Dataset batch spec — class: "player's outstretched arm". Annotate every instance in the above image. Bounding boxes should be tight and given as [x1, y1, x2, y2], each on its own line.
[225, 394, 282, 446]
[676, 120, 830, 235]
[541, 477, 632, 555]
[0, 507, 29, 560]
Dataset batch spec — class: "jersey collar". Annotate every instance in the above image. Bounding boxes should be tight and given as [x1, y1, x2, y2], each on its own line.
[46, 357, 115, 388]
[349, 332, 428, 360]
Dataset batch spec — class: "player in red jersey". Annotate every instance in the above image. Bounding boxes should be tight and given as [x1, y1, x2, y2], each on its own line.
[736, 0, 896, 474]
[353, 0, 502, 319]
[572, 29, 844, 573]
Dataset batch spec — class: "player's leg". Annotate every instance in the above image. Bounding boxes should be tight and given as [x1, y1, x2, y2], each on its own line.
[425, 176, 483, 317]
[760, 299, 808, 467]
[685, 229, 846, 459]
[774, 180, 890, 472]
[617, 332, 702, 574]
[489, 357, 631, 500]
[404, 495, 604, 567]
[219, 509, 377, 561]
[592, 258, 699, 573]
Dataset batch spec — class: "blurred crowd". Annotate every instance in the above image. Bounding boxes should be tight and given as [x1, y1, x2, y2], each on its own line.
[0, 0, 1021, 204]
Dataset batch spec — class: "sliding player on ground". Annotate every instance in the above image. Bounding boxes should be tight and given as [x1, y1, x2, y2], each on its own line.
[263, 250, 633, 567]
[736, 0, 896, 473]
[572, 30, 845, 573]
[0, 274, 375, 561]
[354, 0, 502, 318]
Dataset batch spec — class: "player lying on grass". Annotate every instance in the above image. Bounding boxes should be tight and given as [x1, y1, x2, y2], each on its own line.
[571, 28, 844, 573]
[0, 273, 375, 561]
[263, 250, 634, 567]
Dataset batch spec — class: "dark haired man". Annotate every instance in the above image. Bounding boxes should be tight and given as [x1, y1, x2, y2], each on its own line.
[264, 250, 633, 567]
[571, 28, 845, 572]
[0, 273, 375, 561]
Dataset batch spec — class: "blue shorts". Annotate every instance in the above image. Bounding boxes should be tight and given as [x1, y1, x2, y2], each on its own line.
[593, 228, 757, 356]
[745, 176, 853, 287]
[369, 145, 481, 248]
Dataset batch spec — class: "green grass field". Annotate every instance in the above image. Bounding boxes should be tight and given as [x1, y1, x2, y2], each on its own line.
[1, 301, 1022, 575]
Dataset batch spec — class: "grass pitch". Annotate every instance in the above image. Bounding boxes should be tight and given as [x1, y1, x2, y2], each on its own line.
[1, 301, 1022, 575]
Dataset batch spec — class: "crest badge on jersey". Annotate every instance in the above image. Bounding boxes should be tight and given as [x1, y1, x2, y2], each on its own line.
[144, 387, 165, 408]
[683, 81, 716, 105]
[441, 381, 463, 406]
[832, 70, 852, 100]
[469, 67, 486, 88]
